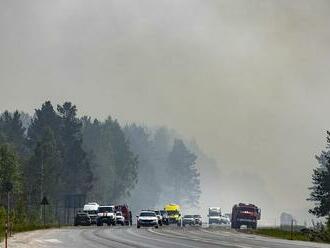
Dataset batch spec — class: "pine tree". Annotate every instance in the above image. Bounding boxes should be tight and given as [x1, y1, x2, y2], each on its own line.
[124, 124, 160, 211]
[0, 144, 21, 194]
[57, 102, 93, 195]
[168, 139, 200, 207]
[309, 131, 330, 219]
[0, 111, 27, 156]
[25, 128, 63, 206]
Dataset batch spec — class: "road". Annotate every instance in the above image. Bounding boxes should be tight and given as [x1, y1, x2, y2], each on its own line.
[2, 226, 330, 248]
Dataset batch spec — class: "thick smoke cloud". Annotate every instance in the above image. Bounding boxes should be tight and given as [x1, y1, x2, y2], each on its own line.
[1, 0, 330, 224]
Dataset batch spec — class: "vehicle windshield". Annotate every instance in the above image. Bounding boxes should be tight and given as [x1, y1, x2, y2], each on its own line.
[167, 210, 179, 216]
[98, 207, 114, 213]
[160, 210, 167, 215]
[239, 207, 255, 212]
[193, 215, 201, 218]
[209, 212, 220, 216]
[85, 210, 97, 215]
[140, 212, 156, 217]
[116, 212, 122, 216]
[184, 215, 193, 218]
[155, 211, 160, 215]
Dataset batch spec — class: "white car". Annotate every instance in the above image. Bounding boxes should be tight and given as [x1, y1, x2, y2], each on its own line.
[96, 206, 116, 226]
[137, 210, 159, 228]
[115, 211, 125, 226]
[83, 202, 99, 224]
[220, 214, 231, 225]
[154, 210, 163, 226]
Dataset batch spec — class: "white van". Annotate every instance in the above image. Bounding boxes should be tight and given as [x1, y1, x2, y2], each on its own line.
[83, 202, 99, 224]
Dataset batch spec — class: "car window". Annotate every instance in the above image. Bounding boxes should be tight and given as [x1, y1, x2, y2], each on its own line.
[140, 212, 156, 217]
[98, 207, 114, 213]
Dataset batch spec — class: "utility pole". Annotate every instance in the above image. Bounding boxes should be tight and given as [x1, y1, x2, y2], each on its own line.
[4, 182, 13, 248]
[41, 196, 49, 228]
[40, 151, 44, 220]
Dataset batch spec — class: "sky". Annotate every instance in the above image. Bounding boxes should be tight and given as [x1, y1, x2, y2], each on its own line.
[1, 0, 330, 225]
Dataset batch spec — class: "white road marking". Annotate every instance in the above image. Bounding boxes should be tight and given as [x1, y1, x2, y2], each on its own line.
[35, 238, 62, 244]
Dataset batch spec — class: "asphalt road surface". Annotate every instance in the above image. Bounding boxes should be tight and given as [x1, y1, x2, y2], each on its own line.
[2, 226, 330, 248]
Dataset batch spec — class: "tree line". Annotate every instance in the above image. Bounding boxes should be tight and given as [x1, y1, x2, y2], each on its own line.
[0, 101, 201, 225]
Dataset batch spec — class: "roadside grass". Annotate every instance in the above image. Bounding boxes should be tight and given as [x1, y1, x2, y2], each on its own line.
[253, 228, 310, 242]
[0, 224, 59, 242]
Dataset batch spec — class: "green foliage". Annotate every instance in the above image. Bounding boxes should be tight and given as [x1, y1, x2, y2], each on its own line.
[309, 131, 330, 218]
[0, 144, 21, 193]
[57, 102, 93, 194]
[25, 128, 63, 207]
[167, 139, 201, 207]
[0, 111, 27, 156]
[254, 228, 310, 242]
[82, 117, 137, 203]
[124, 124, 160, 212]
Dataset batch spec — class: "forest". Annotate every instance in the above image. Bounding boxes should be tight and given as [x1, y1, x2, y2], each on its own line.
[0, 101, 201, 226]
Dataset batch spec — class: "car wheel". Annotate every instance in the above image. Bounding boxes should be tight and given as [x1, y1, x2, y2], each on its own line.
[155, 225, 159, 229]
[137, 225, 140, 228]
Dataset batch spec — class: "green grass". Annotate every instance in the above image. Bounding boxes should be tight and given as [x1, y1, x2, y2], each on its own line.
[254, 228, 310, 241]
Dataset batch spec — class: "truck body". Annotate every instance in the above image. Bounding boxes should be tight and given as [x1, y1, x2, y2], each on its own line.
[208, 207, 222, 224]
[231, 203, 261, 229]
[83, 202, 99, 224]
[164, 204, 181, 224]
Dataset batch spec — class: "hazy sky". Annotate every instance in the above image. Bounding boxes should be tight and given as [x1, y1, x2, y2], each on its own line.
[1, 0, 330, 224]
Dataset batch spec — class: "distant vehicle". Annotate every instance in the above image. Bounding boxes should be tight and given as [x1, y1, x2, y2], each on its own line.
[231, 203, 261, 229]
[115, 204, 132, 225]
[96, 205, 116, 226]
[83, 202, 99, 224]
[208, 207, 222, 224]
[115, 211, 125, 226]
[193, 215, 202, 226]
[182, 215, 196, 226]
[220, 214, 231, 225]
[160, 210, 169, 225]
[154, 210, 163, 226]
[137, 210, 159, 228]
[164, 204, 181, 225]
[74, 212, 91, 226]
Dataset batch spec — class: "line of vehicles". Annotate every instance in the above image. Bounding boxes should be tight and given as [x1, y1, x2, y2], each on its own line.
[74, 202, 132, 226]
[74, 202, 261, 230]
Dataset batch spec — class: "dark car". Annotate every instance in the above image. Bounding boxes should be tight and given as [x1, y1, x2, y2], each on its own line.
[160, 210, 169, 225]
[74, 212, 91, 226]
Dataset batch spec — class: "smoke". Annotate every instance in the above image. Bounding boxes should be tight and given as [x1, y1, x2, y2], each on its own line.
[1, 0, 330, 224]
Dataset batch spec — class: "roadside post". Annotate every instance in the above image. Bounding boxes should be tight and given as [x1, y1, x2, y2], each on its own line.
[290, 219, 293, 240]
[3, 181, 13, 248]
[41, 196, 49, 228]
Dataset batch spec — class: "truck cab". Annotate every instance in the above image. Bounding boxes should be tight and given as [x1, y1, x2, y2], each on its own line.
[231, 203, 261, 229]
[96, 205, 116, 226]
[164, 204, 181, 225]
[83, 202, 99, 224]
[208, 207, 222, 224]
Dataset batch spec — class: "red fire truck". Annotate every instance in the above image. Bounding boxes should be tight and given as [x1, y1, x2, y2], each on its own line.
[114, 204, 132, 226]
[231, 203, 261, 229]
